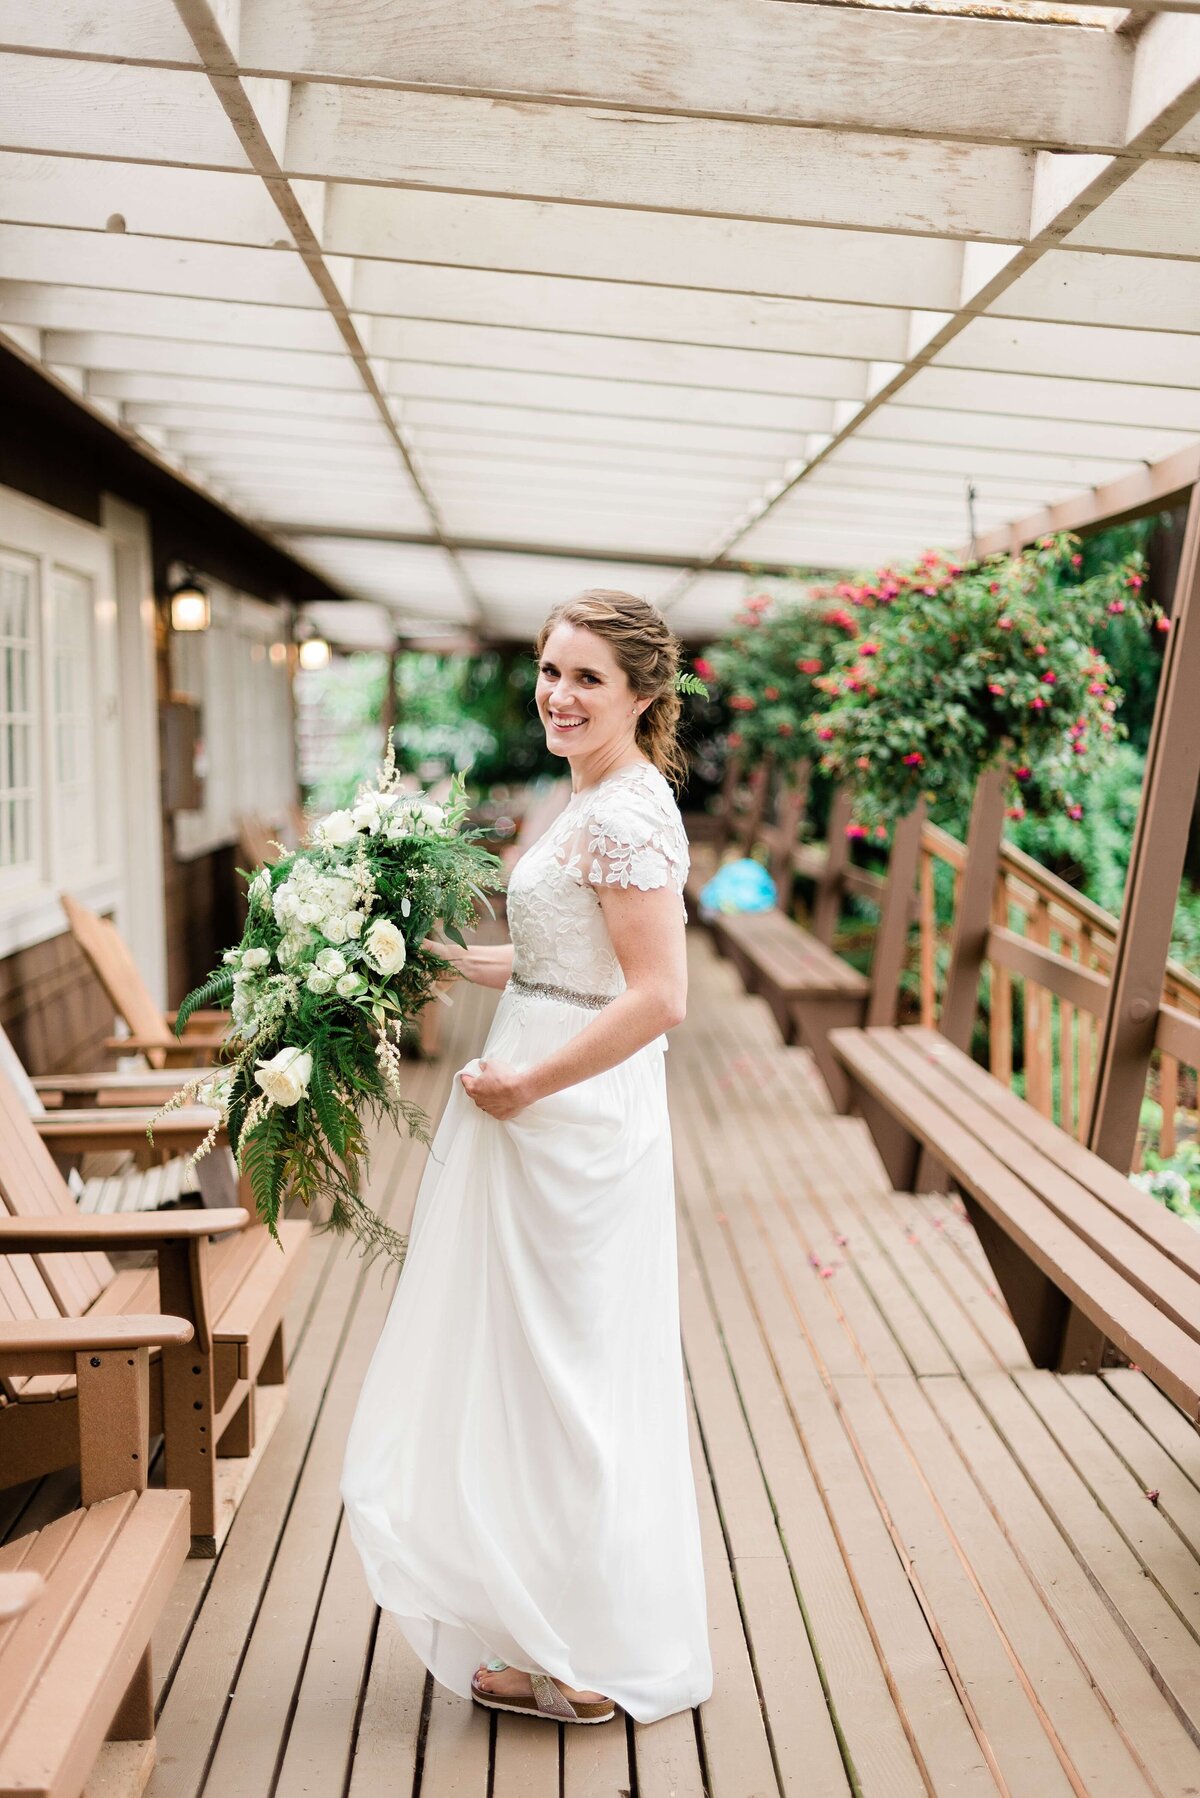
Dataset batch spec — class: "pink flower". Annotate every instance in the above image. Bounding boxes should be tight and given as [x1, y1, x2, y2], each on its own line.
[1108, 599, 1126, 615]
[817, 726, 834, 742]
[1006, 806, 1025, 821]
[729, 695, 756, 712]
[856, 755, 871, 770]
[1156, 616, 1171, 633]
[860, 641, 880, 657]
[1041, 670, 1057, 684]
[902, 751, 924, 767]
[1030, 696, 1047, 710]
[1126, 572, 1145, 591]
[1067, 804, 1084, 821]
[846, 823, 868, 840]
[777, 722, 793, 737]
[988, 683, 1005, 696]
[727, 731, 743, 748]
[1070, 553, 1083, 568]
[745, 593, 771, 612]
[797, 658, 823, 674]
[1015, 767, 1032, 782]
[1088, 681, 1106, 695]
[693, 657, 715, 680]
[997, 611, 1011, 625]
[764, 686, 779, 701]
[1032, 643, 1048, 657]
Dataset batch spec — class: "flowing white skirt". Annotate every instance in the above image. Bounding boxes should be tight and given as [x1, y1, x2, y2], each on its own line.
[339, 984, 713, 1723]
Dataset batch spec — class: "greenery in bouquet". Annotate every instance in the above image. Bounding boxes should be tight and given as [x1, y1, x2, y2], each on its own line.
[698, 589, 867, 768]
[810, 537, 1155, 832]
[152, 741, 503, 1265]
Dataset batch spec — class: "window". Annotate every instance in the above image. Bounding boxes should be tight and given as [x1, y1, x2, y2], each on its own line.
[172, 583, 295, 861]
[0, 489, 120, 955]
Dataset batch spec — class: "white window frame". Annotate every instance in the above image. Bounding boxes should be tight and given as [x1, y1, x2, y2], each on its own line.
[0, 487, 122, 958]
[172, 583, 295, 862]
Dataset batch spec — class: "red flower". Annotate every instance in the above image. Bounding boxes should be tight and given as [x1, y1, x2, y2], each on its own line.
[874, 825, 888, 841]
[1126, 572, 1145, 591]
[1015, 767, 1032, 782]
[764, 686, 780, 701]
[1032, 643, 1047, 657]
[860, 641, 880, 657]
[1067, 804, 1084, 821]
[846, 823, 868, 840]
[729, 695, 756, 712]
[856, 755, 871, 770]
[777, 722, 793, 737]
[1088, 681, 1106, 695]
[1070, 553, 1083, 568]
[1073, 741, 1087, 755]
[1156, 616, 1171, 633]
[902, 751, 924, 767]
[817, 726, 835, 742]
[988, 683, 1005, 696]
[1006, 805, 1025, 821]
[1041, 670, 1057, 684]
[693, 656, 715, 680]
[1108, 599, 1126, 615]
[727, 731, 743, 748]
[1030, 696, 1047, 710]
[997, 612, 1011, 627]
[797, 658, 823, 674]
[745, 593, 771, 612]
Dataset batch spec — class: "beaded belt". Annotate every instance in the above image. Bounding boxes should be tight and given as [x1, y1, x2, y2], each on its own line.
[507, 973, 614, 1011]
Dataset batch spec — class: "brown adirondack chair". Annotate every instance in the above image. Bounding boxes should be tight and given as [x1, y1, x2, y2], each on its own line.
[60, 893, 229, 1069]
[0, 1311, 193, 1795]
[0, 1062, 308, 1556]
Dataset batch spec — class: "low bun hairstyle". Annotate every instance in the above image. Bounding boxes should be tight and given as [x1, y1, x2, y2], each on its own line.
[534, 590, 688, 792]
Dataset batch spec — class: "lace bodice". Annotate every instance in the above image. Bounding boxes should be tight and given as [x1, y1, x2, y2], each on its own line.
[506, 761, 689, 998]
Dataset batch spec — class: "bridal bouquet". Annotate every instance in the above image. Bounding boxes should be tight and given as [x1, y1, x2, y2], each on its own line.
[151, 742, 503, 1264]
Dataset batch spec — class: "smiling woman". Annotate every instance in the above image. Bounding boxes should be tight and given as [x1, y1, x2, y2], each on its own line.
[340, 589, 712, 1728]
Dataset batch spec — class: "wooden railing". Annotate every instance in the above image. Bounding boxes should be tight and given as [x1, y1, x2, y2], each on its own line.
[918, 823, 1200, 1158]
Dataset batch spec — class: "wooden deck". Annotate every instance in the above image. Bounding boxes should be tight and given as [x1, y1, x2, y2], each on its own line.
[6, 932, 1200, 1797]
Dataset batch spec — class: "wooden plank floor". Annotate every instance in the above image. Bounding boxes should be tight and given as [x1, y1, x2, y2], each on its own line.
[6, 934, 1200, 1796]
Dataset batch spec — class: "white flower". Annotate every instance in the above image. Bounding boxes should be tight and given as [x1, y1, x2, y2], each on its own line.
[223, 948, 242, 966]
[248, 869, 271, 908]
[336, 971, 365, 998]
[315, 947, 347, 977]
[351, 791, 397, 833]
[322, 876, 358, 913]
[242, 946, 270, 970]
[273, 884, 299, 923]
[364, 917, 407, 976]
[306, 968, 334, 995]
[322, 915, 349, 945]
[317, 809, 358, 848]
[297, 901, 323, 926]
[344, 910, 364, 938]
[253, 1045, 313, 1107]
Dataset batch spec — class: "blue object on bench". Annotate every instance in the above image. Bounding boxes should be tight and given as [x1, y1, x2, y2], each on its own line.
[699, 858, 777, 917]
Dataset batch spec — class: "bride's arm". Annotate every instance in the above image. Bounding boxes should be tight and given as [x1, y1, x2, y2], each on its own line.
[422, 934, 514, 992]
[459, 884, 687, 1117]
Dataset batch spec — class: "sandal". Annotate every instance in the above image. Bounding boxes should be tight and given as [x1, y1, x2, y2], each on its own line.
[470, 1657, 616, 1724]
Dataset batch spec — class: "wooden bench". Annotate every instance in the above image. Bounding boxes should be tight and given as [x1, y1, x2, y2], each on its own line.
[0, 1064, 308, 1557]
[0, 1312, 194, 1798]
[683, 753, 775, 916]
[712, 794, 925, 1110]
[831, 1022, 1200, 1420]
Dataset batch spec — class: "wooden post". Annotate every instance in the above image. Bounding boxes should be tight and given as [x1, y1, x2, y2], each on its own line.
[937, 767, 1008, 1052]
[865, 800, 925, 1029]
[1088, 486, 1200, 1172]
[812, 786, 854, 946]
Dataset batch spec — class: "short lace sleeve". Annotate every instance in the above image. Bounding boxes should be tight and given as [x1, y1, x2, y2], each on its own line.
[583, 772, 689, 899]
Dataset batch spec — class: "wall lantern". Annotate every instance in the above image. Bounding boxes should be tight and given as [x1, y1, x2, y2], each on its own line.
[298, 635, 331, 671]
[168, 570, 210, 633]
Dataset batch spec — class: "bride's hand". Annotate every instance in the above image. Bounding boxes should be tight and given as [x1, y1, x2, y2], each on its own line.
[458, 1058, 530, 1120]
[422, 935, 469, 977]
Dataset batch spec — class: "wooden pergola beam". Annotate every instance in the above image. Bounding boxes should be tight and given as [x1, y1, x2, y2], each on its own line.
[970, 441, 1200, 556]
[1087, 483, 1200, 1171]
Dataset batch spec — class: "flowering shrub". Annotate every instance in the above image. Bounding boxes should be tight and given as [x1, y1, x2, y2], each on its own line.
[152, 742, 502, 1263]
[701, 590, 866, 766]
[811, 538, 1152, 830]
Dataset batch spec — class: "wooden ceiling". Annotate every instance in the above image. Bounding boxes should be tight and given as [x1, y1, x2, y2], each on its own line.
[3, 0, 1200, 638]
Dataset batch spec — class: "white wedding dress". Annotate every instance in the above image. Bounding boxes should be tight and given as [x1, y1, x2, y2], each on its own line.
[340, 759, 713, 1723]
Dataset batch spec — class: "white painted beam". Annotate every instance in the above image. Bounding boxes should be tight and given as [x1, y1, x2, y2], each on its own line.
[989, 247, 1200, 330]
[858, 404, 1195, 462]
[236, 0, 1131, 153]
[902, 363, 1200, 431]
[0, 223, 321, 307]
[0, 152, 289, 247]
[0, 51, 248, 166]
[394, 399, 808, 458]
[87, 371, 379, 416]
[0, 282, 346, 351]
[285, 87, 1033, 243]
[938, 313, 1200, 386]
[49, 333, 364, 387]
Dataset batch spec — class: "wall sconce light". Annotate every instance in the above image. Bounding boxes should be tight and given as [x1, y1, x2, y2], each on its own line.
[298, 636, 331, 671]
[169, 570, 210, 633]
[268, 640, 289, 666]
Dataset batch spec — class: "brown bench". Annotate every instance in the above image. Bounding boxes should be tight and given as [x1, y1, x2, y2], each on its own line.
[0, 1312, 194, 1797]
[0, 1065, 308, 1556]
[712, 794, 924, 1110]
[830, 1022, 1200, 1420]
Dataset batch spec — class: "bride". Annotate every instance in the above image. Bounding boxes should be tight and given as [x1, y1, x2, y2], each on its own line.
[340, 589, 713, 1727]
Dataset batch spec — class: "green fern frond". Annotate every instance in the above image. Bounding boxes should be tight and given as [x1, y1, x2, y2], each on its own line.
[175, 970, 235, 1037]
[675, 670, 710, 697]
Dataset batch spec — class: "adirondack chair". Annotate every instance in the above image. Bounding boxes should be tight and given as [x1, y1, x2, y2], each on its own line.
[684, 752, 778, 915]
[0, 1311, 193, 1796]
[0, 1062, 308, 1556]
[0, 1023, 236, 1213]
[60, 893, 228, 1069]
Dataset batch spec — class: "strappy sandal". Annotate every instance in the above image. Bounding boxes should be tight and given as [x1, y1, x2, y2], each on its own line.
[470, 1657, 616, 1724]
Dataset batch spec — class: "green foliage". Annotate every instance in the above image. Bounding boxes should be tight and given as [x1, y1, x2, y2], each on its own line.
[699, 591, 865, 769]
[174, 967, 234, 1036]
[812, 536, 1151, 831]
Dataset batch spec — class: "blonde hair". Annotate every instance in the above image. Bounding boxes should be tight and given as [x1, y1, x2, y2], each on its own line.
[534, 589, 687, 790]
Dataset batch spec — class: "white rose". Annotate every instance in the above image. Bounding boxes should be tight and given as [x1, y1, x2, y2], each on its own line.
[242, 946, 270, 970]
[351, 792, 390, 832]
[322, 915, 349, 945]
[317, 810, 358, 847]
[273, 884, 298, 923]
[291, 859, 316, 890]
[297, 901, 323, 925]
[364, 917, 407, 976]
[322, 876, 358, 913]
[419, 801, 446, 831]
[248, 869, 271, 908]
[306, 968, 333, 995]
[315, 947, 347, 977]
[254, 1045, 313, 1108]
[344, 910, 364, 939]
[336, 971, 365, 998]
